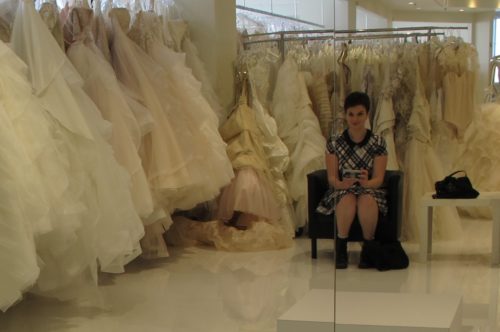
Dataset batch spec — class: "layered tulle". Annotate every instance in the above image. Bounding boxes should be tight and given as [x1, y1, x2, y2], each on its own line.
[0, 75, 40, 311]
[456, 103, 500, 219]
[110, 9, 230, 211]
[65, 8, 154, 219]
[127, 11, 233, 210]
[11, 0, 145, 296]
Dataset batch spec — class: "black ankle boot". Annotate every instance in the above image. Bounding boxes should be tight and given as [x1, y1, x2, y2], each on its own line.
[335, 237, 348, 269]
[358, 239, 376, 269]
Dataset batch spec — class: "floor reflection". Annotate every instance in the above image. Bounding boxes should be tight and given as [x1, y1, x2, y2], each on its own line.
[0, 217, 498, 332]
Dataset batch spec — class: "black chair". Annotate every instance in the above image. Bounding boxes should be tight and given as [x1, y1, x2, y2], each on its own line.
[307, 169, 403, 259]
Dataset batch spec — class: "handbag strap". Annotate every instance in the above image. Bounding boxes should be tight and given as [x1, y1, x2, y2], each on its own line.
[448, 170, 467, 178]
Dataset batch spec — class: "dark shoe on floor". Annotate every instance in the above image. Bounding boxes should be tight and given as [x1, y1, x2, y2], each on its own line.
[358, 240, 376, 269]
[335, 238, 348, 269]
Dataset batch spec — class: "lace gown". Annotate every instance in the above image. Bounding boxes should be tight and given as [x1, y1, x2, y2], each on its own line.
[403, 68, 462, 241]
[373, 55, 400, 170]
[11, 0, 144, 293]
[437, 41, 478, 139]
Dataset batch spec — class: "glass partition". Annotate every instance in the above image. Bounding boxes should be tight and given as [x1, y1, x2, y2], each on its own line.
[333, 1, 500, 332]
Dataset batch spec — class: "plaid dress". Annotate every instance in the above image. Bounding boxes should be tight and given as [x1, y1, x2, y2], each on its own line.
[316, 129, 388, 215]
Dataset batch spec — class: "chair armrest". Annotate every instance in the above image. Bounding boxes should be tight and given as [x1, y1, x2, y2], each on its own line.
[307, 169, 329, 221]
[384, 170, 403, 240]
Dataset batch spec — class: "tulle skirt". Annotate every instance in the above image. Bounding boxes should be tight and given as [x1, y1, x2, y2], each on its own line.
[217, 167, 281, 222]
[457, 103, 500, 218]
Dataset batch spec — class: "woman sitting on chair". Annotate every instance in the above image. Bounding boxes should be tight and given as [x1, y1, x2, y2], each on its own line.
[317, 92, 388, 269]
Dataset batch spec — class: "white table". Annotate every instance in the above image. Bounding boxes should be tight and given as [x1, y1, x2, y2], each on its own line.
[278, 290, 462, 332]
[419, 192, 500, 265]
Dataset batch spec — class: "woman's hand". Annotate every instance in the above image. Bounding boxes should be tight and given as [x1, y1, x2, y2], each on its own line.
[339, 177, 357, 189]
[358, 169, 370, 188]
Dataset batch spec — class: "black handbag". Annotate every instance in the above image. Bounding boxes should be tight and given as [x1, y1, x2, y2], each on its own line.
[433, 170, 479, 199]
[363, 240, 409, 271]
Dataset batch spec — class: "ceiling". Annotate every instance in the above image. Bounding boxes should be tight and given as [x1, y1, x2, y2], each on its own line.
[380, 0, 500, 12]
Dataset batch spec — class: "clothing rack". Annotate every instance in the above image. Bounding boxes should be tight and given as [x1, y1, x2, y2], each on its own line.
[244, 31, 444, 45]
[243, 30, 446, 62]
[243, 26, 468, 38]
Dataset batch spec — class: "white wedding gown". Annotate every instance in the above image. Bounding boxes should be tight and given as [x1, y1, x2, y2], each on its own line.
[456, 103, 500, 219]
[109, 8, 223, 212]
[373, 59, 400, 171]
[272, 58, 326, 228]
[403, 69, 462, 241]
[127, 11, 234, 209]
[11, 0, 144, 296]
[65, 7, 154, 220]
[0, 40, 44, 311]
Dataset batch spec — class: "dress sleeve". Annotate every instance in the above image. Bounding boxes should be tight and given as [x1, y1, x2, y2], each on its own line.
[374, 136, 388, 157]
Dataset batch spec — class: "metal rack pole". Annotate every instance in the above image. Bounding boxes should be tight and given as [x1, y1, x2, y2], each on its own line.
[242, 26, 469, 39]
[242, 32, 445, 46]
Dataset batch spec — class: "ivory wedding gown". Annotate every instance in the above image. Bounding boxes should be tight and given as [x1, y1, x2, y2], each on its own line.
[108, 8, 231, 212]
[11, 0, 144, 295]
[64, 6, 154, 220]
[456, 103, 500, 219]
[272, 58, 326, 228]
[0, 40, 43, 311]
[127, 10, 234, 209]
[403, 68, 462, 241]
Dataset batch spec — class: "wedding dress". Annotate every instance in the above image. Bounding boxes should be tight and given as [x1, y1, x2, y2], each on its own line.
[109, 8, 234, 211]
[272, 58, 325, 228]
[157, 14, 225, 123]
[0, 40, 47, 311]
[166, 85, 293, 251]
[127, 10, 233, 208]
[456, 103, 500, 219]
[11, 0, 144, 292]
[403, 68, 462, 241]
[38, 2, 64, 50]
[65, 6, 154, 220]
[438, 41, 478, 139]
[373, 55, 400, 171]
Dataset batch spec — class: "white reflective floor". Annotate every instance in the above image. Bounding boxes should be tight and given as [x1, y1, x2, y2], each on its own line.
[1, 216, 499, 332]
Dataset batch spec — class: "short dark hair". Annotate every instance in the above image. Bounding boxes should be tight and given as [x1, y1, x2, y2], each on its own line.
[344, 92, 370, 112]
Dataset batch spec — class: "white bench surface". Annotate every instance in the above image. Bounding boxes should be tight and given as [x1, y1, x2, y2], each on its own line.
[278, 290, 462, 332]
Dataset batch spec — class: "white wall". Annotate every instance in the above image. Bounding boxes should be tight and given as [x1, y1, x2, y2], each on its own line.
[175, 0, 237, 111]
[333, 0, 348, 29]
[474, 12, 495, 102]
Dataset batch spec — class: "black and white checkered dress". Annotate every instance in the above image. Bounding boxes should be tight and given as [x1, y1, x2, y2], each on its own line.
[316, 129, 388, 215]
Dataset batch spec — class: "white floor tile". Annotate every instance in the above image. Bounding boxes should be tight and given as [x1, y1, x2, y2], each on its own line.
[1, 217, 499, 332]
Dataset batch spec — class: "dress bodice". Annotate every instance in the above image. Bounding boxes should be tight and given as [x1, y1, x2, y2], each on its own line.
[39, 2, 64, 49]
[128, 11, 163, 53]
[109, 8, 130, 33]
[167, 19, 188, 52]
[64, 7, 95, 45]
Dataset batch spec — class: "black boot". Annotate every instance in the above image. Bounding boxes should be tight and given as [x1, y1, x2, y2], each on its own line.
[358, 239, 376, 269]
[335, 237, 348, 269]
